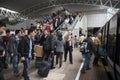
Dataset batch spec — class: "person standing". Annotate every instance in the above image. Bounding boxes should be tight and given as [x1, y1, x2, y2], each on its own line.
[49, 30, 56, 69]
[0, 21, 6, 80]
[93, 33, 102, 66]
[55, 33, 64, 68]
[43, 30, 56, 69]
[18, 28, 35, 80]
[8, 30, 21, 76]
[81, 33, 95, 73]
[74, 35, 78, 48]
[64, 32, 73, 64]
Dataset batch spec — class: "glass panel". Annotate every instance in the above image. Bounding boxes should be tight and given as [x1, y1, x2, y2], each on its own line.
[117, 15, 120, 66]
[107, 15, 117, 62]
[105, 23, 108, 45]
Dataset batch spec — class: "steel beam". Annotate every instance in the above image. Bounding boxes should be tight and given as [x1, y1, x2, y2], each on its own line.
[0, 7, 20, 18]
[113, 1, 120, 8]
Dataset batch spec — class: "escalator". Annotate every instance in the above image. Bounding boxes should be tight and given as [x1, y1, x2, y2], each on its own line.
[54, 15, 83, 37]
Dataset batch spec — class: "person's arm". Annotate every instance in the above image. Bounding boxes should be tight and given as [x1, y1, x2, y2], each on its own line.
[19, 37, 27, 61]
[18, 37, 25, 57]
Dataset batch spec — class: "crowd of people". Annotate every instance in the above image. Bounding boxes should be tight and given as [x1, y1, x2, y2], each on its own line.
[1, 8, 99, 80]
[0, 20, 103, 80]
[0, 11, 79, 80]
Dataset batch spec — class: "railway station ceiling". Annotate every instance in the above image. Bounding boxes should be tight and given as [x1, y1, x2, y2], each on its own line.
[0, 0, 120, 18]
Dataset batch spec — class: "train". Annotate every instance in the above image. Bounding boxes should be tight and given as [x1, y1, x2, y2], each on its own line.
[100, 10, 120, 80]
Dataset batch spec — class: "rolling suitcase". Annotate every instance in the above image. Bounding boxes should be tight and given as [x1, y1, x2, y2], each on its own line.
[38, 61, 51, 77]
[37, 54, 53, 77]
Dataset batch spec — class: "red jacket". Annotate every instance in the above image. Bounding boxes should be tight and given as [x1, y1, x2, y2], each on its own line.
[45, 26, 51, 31]
[2, 35, 11, 48]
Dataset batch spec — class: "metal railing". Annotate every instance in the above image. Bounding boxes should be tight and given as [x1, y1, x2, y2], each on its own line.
[54, 14, 83, 36]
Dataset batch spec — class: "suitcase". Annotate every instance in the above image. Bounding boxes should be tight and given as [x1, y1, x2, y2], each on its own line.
[37, 54, 53, 77]
[37, 60, 51, 77]
[34, 45, 43, 57]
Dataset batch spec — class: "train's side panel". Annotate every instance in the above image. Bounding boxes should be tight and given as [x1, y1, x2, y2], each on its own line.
[102, 12, 120, 80]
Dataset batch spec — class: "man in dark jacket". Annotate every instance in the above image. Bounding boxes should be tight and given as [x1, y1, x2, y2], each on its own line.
[0, 21, 6, 80]
[49, 30, 56, 69]
[81, 33, 95, 73]
[8, 30, 21, 76]
[43, 30, 56, 69]
[18, 28, 35, 80]
[34, 29, 45, 45]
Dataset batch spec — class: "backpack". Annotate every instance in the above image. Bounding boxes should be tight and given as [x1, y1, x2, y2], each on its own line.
[80, 42, 90, 53]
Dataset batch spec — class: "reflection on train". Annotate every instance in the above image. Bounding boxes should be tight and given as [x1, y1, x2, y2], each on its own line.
[100, 11, 120, 80]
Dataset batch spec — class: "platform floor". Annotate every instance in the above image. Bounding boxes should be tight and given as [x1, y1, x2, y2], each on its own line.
[79, 55, 109, 80]
[4, 48, 109, 80]
[4, 48, 83, 80]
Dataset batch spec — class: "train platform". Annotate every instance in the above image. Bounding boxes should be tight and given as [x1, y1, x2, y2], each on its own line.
[79, 55, 110, 80]
[20, 48, 82, 80]
[4, 48, 83, 80]
[3, 48, 110, 80]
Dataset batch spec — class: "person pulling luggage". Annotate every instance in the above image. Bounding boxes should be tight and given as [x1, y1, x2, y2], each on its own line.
[43, 30, 56, 69]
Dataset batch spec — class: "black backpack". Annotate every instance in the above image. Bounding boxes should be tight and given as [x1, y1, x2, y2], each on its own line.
[80, 41, 90, 53]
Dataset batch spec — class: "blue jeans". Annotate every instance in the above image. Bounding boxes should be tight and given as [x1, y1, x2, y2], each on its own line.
[23, 58, 31, 80]
[82, 53, 91, 72]
[13, 55, 19, 74]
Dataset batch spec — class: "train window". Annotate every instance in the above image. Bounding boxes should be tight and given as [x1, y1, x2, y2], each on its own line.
[117, 16, 120, 66]
[107, 15, 117, 62]
[104, 23, 108, 45]
[101, 25, 106, 45]
[116, 34, 120, 66]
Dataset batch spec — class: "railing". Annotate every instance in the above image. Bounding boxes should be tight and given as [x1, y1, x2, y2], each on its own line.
[54, 14, 83, 36]
[69, 15, 84, 31]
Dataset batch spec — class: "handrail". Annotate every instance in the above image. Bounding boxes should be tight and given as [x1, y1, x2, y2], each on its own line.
[62, 15, 84, 38]
[67, 15, 80, 31]
[54, 15, 79, 33]
[70, 15, 84, 31]
[54, 14, 84, 38]
[53, 21, 65, 32]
